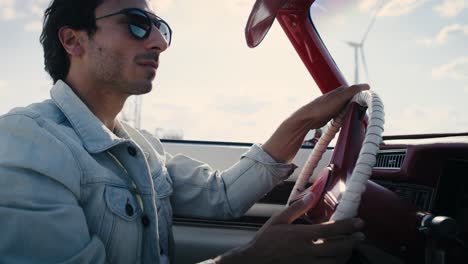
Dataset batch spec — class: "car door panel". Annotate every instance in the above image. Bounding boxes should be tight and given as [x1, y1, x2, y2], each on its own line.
[162, 140, 333, 263]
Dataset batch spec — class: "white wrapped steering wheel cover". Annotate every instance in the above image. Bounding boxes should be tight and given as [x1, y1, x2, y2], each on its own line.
[288, 90, 384, 221]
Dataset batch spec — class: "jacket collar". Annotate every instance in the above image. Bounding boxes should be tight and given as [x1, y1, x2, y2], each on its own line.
[50, 80, 130, 153]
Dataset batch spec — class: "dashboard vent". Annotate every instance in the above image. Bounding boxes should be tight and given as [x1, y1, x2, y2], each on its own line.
[374, 150, 406, 169]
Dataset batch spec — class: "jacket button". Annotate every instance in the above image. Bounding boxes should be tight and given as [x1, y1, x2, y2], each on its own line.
[142, 215, 150, 227]
[125, 202, 134, 216]
[127, 146, 137, 156]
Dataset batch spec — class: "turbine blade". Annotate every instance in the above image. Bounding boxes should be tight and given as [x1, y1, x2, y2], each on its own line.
[345, 40, 358, 47]
[361, 0, 387, 43]
[360, 47, 369, 81]
[361, 14, 377, 44]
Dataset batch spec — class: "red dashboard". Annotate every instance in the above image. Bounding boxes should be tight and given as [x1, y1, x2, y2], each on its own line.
[367, 141, 468, 263]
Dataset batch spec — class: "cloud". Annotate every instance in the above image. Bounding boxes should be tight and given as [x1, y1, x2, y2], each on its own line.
[1, 7, 16, 20]
[359, 0, 380, 12]
[24, 20, 42, 32]
[432, 56, 468, 80]
[28, 0, 49, 16]
[30, 3, 44, 16]
[418, 24, 468, 45]
[224, 0, 253, 16]
[0, 0, 13, 8]
[0, 0, 20, 20]
[433, 0, 467, 17]
[377, 0, 426, 17]
[151, 0, 175, 13]
[464, 86, 468, 93]
[0, 0, 47, 26]
[386, 105, 467, 135]
[140, 80, 316, 142]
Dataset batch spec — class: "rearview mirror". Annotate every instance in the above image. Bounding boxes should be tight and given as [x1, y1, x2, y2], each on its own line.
[245, 0, 287, 48]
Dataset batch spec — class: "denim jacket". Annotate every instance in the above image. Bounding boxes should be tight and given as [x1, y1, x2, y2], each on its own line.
[0, 80, 296, 264]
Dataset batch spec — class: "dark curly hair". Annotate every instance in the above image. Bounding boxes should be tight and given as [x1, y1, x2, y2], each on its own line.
[40, 0, 105, 83]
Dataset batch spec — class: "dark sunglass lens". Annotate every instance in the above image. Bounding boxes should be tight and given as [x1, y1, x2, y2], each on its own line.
[126, 10, 150, 28]
[129, 24, 147, 39]
[155, 21, 171, 44]
[126, 9, 150, 38]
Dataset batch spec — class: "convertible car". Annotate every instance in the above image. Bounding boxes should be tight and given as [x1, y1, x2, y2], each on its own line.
[159, 0, 468, 263]
[1, 0, 466, 263]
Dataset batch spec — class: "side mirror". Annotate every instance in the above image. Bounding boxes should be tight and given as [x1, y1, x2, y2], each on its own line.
[245, 0, 287, 48]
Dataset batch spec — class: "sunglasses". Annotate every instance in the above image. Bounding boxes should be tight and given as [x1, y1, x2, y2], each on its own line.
[95, 8, 172, 45]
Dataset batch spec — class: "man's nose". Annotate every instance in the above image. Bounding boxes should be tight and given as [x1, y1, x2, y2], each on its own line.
[145, 25, 169, 52]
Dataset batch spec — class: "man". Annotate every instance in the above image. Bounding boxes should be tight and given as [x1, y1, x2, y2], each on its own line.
[0, 0, 368, 263]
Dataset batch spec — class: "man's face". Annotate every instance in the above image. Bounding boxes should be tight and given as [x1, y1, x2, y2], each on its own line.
[84, 0, 168, 95]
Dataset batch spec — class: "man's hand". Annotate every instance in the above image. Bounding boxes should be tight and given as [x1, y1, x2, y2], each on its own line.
[291, 84, 369, 129]
[262, 84, 370, 163]
[215, 193, 365, 264]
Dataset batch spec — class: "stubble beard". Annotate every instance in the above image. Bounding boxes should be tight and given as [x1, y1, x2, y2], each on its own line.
[88, 42, 153, 96]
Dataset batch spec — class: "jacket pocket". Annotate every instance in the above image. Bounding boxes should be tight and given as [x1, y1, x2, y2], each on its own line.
[103, 185, 143, 264]
[105, 185, 142, 221]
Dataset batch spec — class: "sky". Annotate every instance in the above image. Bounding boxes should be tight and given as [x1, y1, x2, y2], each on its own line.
[0, 0, 467, 143]
[311, 0, 468, 136]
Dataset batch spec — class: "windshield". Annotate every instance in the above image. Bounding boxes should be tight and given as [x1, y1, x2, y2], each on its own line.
[310, 0, 468, 135]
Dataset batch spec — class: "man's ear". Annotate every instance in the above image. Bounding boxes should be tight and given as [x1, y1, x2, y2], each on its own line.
[58, 27, 86, 57]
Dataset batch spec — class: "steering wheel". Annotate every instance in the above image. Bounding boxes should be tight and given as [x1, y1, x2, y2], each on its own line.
[286, 90, 427, 262]
[244, 0, 428, 261]
[287, 91, 384, 222]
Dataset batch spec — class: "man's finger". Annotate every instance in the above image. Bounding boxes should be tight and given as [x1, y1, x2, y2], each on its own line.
[326, 84, 369, 109]
[348, 83, 370, 94]
[296, 218, 364, 239]
[329, 83, 369, 95]
[269, 193, 315, 225]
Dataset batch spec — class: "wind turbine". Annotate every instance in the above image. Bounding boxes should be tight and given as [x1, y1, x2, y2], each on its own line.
[345, 4, 381, 84]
